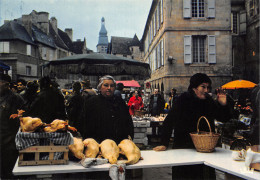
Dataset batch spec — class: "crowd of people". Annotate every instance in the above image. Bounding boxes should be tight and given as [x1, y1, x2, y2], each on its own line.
[0, 73, 259, 179]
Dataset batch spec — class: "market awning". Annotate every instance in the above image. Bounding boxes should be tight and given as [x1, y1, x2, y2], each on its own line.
[0, 60, 10, 70]
[116, 80, 140, 87]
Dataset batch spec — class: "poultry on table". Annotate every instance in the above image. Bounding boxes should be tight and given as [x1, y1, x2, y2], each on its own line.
[118, 139, 141, 165]
[10, 110, 44, 133]
[83, 138, 100, 158]
[68, 137, 85, 160]
[100, 139, 119, 164]
[44, 119, 77, 133]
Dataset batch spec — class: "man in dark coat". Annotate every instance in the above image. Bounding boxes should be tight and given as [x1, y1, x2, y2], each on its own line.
[149, 89, 165, 116]
[78, 75, 133, 144]
[0, 74, 24, 179]
[27, 76, 66, 124]
[66, 81, 84, 131]
[153, 73, 233, 180]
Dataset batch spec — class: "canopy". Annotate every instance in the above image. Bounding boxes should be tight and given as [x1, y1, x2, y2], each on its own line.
[45, 53, 150, 78]
[221, 80, 257, 89]
[0, 60, 10, 70]
[116, 80, 140, 87]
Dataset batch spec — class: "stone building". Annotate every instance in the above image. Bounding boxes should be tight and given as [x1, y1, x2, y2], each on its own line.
[244, 0, 259, 83]
[0, 10, 89, 81]
[97, 17, 109, 53]
[108, 34, 143, 61]
[231, 0, 259, 83]
[142, 0, 233, 98]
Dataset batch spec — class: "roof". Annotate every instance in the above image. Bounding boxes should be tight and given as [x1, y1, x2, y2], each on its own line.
[110, 35, 140, 55]
[49, 24, 68, 50]
[116, 80, 140, 87]
[46, 52, 150, 78]
[72, 40, 85, 54]
[58, 29, 74, 52]
[110, 36, 133, 55]
[0, 20, 35, 45]
[98, 18, 108, 46]
[32, 25, 56, 48]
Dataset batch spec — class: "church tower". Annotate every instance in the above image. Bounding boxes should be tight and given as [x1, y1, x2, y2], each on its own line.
[97, 17, 108, 53]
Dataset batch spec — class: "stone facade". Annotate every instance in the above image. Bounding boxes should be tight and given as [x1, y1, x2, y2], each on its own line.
[142, 0, 233, 98]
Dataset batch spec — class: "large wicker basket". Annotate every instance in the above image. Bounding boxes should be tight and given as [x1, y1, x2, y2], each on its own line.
[190, 116, 220, 153]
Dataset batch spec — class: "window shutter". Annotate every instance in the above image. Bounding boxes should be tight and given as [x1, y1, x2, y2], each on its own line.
[239, 10, 247, 35]
[158, 44, 161, 67]
[27, 45, 31, 55]
[161, 0, 163, 23]
[208, 0, 215, 18]
[157, 5, 160, 30]
[184, 35, 192, 64]
[4, 42, 9, 53]
[0, 42, 3, 52]
[183, 0, 191, 18]
[161, 39, 164, 66]
[208, 35, 216, 64]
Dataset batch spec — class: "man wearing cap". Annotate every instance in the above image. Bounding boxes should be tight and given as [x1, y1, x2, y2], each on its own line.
[0, 74, 24, 179]
[153, 73, 233, 179]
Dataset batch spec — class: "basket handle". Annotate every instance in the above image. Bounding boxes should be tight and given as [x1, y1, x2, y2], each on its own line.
[197, 116, 212, 134]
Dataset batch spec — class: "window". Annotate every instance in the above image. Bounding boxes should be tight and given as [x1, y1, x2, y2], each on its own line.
[192, 36, 206, 63]
[26, 66, 31, 76]
[183, 0, 215, 18]
[231, 12, 238, 34]
[184, 35, 216, 64]
[192, 0, 205, 17]
[0, 42, 10, 53]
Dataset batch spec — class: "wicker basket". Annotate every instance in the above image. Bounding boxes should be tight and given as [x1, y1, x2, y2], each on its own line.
[190, 116, 220, 153]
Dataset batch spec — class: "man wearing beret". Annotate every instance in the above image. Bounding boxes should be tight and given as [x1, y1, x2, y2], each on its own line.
[153, 73, 233, 180]
[0, 74, 24, 179]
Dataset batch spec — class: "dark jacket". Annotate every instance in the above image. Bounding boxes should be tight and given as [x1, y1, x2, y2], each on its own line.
[0, 90, 24, 179]
[27, 87, 66, 123]
[78, 94, 134, 144]
[161, 91, 232, 149]
[149, 94, 165, 116]
[66, 92, 84, 129]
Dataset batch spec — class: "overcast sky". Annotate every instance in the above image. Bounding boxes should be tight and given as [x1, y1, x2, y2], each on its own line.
[0, 0, 152, 51]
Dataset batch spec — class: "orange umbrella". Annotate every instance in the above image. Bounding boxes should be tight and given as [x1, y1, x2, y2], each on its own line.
[221, 80, 257, 89]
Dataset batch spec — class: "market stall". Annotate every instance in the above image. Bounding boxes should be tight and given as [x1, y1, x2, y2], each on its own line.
[13, 148, 260, 180]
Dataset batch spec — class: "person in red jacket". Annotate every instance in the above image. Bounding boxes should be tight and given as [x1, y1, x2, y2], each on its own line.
[128, 90, 144, 116]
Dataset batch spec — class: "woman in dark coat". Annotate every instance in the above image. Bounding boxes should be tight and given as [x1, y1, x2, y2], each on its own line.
[78, 75, 134, 144]
[153, 73, 233, 180]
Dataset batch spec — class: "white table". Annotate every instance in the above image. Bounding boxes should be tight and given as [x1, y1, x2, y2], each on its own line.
[13, 148, 260, 180]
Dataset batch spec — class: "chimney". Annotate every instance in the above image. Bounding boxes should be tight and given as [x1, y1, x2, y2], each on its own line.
[4, 20, 10, 24]
[22, 15, 32, 37]
[65, 28, 73, 41]
[32, 11, 49, 34]
[50, 17, 58, 34]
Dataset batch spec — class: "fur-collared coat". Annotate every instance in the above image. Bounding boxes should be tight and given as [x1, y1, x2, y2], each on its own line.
[161, 91, 232, 149]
